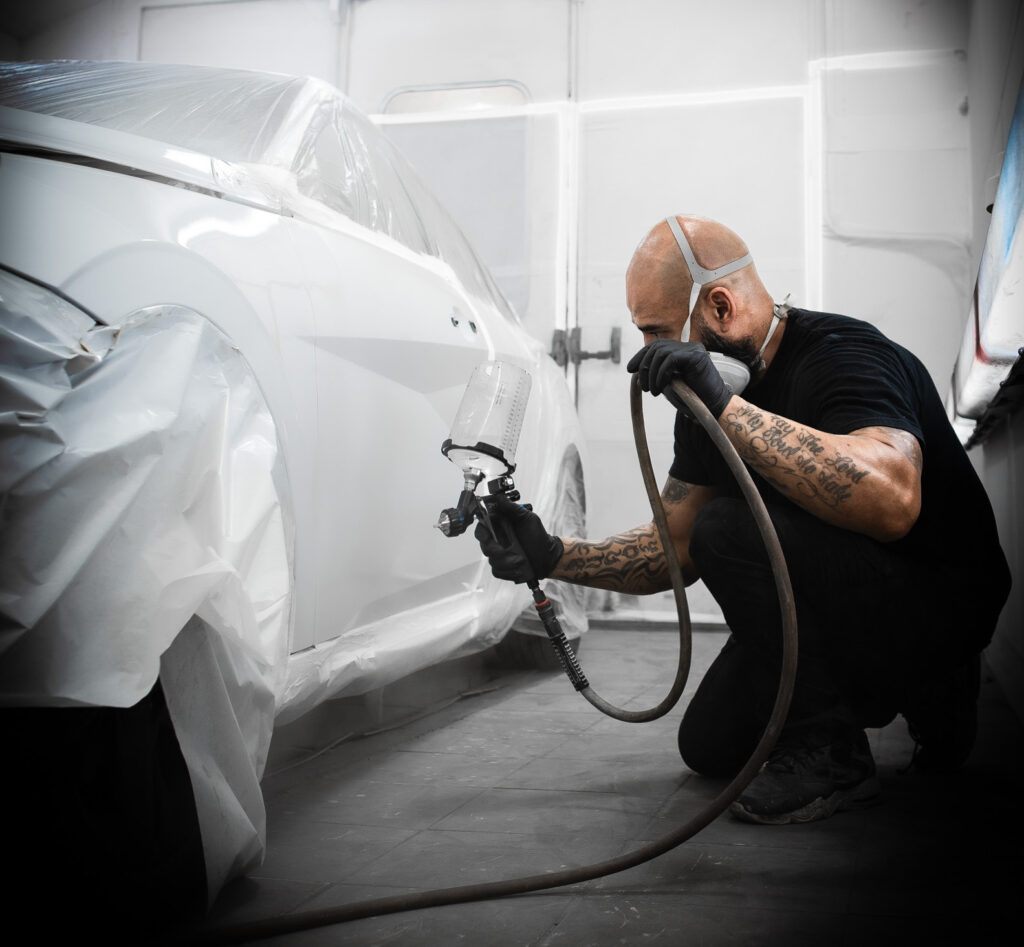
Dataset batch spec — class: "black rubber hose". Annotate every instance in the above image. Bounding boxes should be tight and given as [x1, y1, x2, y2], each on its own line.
[187, 377, 797, 946]
[571, 374, 695, 720]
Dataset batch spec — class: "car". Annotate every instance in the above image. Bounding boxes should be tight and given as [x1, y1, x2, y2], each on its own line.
[0, 59, 587, 922]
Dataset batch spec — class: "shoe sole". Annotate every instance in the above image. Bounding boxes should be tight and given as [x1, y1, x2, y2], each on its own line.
[729, 775, 882, 826]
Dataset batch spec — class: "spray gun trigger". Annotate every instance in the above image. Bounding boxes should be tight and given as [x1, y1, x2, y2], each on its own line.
[474, 497, 500, 544]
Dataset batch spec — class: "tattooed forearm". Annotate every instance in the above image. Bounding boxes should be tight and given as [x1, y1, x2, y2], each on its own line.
[719, 401, 923, 539]
[549, 476, 708, 593]
[722, 403, 871, 511]
[553, 525, 670, 594]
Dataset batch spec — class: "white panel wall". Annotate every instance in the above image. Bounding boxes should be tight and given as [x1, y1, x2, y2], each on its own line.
[577, 0, 821, 99]
[20, 0, 347, 78]
[20, 0, 122, 61]
[820, 52, 971, 386]
[346, 0, 570, 112]
[138, 0, 342, 82]
[824, 0, 968, 55]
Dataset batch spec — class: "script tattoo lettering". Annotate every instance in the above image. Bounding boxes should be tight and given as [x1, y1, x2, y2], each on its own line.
[722, 404, 872, 511]
[756, 419, 800, 460]
[797, 430, 825, 455]
[794, 452, 817, 477]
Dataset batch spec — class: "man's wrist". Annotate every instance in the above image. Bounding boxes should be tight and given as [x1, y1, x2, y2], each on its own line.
[713, 392, 738, 421]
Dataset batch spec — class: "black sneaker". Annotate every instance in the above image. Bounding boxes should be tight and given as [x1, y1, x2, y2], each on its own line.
[730, 731, 881, 825]
[901, 655, 980, 773]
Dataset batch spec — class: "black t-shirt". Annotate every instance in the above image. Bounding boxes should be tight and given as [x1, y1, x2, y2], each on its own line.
[669, 308, 1008, 581]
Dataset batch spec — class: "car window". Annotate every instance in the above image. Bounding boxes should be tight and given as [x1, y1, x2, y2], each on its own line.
[377, 138, 519, 322]
[296, 100, 433, 256]
[316, 100, 518, 322]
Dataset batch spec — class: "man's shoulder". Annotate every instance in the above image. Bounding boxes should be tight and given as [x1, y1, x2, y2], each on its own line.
[786, 307, 915, 365]
[788, 307, 884, 341]
[784, 308, 932, 404]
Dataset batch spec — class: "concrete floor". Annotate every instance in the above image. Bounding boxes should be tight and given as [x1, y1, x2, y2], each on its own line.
[192, 628, 1023, 946]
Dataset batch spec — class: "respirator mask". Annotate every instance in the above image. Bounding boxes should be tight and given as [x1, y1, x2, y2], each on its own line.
[664, 215, 789, 398]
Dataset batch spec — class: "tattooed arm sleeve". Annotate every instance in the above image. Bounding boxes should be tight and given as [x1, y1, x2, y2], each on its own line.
[718, 397, 923, 541]
[549, 477, 721, 594]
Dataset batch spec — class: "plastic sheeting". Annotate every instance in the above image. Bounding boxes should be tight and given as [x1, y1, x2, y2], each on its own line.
[0, 270, 291, 900]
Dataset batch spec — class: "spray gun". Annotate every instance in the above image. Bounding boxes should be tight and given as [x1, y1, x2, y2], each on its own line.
[436, 361, 589, 690]
[435, 359, 530, 541]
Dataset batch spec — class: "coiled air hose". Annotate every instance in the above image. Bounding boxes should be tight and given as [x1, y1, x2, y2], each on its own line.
[191, 377, 798, 946]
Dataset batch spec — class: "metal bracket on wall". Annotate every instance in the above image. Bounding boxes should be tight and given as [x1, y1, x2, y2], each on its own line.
[550, 327, 621, 368]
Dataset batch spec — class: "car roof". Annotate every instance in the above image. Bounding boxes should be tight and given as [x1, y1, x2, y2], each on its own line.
[0, 61, 313, 166]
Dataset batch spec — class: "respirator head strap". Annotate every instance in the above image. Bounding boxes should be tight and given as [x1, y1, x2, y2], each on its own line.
[665, 216, 753, 342]
[754, 294, 791, 372]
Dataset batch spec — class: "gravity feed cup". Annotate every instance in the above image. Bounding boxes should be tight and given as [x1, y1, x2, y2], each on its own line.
[442, 361, 532, 481]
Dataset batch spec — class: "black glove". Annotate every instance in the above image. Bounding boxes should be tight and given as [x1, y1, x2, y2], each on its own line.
[626, 339, 732, 419]
[474, 494, 564, 585]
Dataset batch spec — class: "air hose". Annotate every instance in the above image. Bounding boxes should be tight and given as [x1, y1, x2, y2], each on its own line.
[190, 377, 797, 946]
[533, 376, 701, 722]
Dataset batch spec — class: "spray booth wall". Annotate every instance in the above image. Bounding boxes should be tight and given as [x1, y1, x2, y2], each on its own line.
[9, 1, 1022, 648]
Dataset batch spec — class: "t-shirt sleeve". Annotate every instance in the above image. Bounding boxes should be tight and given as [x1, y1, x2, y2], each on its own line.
[668, 411, 734, 485]
[793, 331, 925, 444]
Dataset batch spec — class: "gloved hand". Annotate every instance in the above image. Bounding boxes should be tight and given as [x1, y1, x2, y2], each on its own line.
[474, 493, 564, 585]
[626, 340, 732, 419]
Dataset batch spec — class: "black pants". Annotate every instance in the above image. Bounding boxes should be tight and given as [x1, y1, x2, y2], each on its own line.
[678, 497, 1000, 777]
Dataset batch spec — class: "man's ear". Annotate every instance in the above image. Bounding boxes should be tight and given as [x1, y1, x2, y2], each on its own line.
[706, 286, 736, 327]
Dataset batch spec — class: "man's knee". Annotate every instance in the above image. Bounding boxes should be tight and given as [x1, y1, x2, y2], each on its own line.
[677, 710, 756, 778]
[676, 635, 763, 778]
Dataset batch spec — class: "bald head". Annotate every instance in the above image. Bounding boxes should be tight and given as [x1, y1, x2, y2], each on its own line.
[626, 215, 780, 369]
[627, 215, 755, 310]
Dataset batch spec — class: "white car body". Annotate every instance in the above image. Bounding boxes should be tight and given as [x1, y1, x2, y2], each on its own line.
[0, 61, 587, 901]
